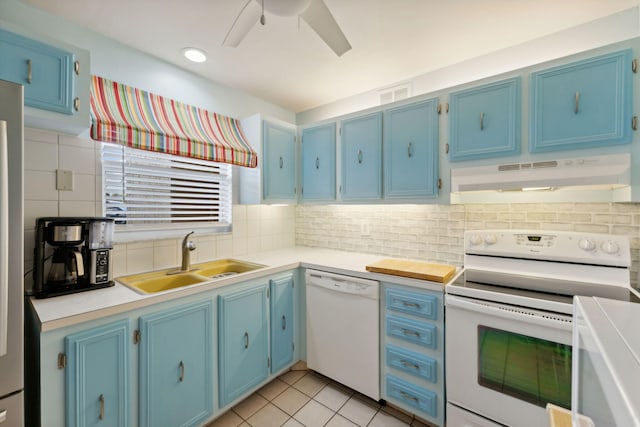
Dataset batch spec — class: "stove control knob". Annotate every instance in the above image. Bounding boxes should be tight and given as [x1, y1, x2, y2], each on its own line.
[484, 234, 498, 245]
[579, 238, 596, 252]
[601, 240, 620, 255]
[469, 235, 483, 246]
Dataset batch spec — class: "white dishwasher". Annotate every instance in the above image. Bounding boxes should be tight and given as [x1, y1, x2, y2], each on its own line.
[305, 269, 380, 400]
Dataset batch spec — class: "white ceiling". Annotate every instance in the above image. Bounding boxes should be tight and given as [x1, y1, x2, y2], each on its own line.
[21, 0, 640, 113]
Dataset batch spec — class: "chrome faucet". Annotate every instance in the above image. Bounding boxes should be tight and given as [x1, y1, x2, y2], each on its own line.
[181, 231, 196, 272]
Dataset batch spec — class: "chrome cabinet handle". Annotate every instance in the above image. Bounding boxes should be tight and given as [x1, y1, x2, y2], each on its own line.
[575, 92, 580, 114]
[315, 157, 319, 169]
[357, 149, 363, 164]
[401, 328, 420, 337]
[480, 112, 485, 130]
[279, 156, 283, 169]
[282, 315, 286, 330]
[402, 301, 420, 308]
[407, 142, 413, 158]
[99, 394, 105, 420]
[179, 360, 185, 382]
[399, 391, 419, 402]
[26, 59, 32, 84]
[244, 332, 249, 349]
[400, 360, 420, 370]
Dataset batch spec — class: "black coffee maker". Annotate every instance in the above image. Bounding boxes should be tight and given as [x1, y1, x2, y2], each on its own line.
[33, 217, 115, 298]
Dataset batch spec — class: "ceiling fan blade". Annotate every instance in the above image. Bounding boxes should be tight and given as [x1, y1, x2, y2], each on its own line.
[222, 0, 262, 47]
[300, 0, 351, 56]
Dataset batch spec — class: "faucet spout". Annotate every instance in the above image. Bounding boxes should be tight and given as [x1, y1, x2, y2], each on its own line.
[181, 231, 196, 272]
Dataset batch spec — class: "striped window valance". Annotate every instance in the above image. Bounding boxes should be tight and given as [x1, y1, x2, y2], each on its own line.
[90, 75, 258, 168]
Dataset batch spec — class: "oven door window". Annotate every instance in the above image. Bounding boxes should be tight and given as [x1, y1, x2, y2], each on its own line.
[478, 326, 572, 409]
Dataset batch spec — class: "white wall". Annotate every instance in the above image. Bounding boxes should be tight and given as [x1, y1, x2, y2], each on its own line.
[297, 6, 640, 125]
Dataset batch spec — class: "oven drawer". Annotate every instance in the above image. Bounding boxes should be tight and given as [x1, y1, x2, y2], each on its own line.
[386, 374, 437, 418]
[386, 315, 437, 349]
[385, 345, 436, 383]
[386, 288, 438, 320]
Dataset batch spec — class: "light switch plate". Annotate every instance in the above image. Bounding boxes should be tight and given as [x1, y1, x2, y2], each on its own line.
[56, 169, 73, 191]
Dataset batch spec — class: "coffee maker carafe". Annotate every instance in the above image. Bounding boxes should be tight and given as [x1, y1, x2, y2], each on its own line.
[33, 217, 115, 298]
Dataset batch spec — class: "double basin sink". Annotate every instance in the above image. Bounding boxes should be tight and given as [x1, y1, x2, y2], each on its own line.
[116, 259, 266, 294]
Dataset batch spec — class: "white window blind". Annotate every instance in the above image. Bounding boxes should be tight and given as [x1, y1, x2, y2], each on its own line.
[102, 143, 232, 237]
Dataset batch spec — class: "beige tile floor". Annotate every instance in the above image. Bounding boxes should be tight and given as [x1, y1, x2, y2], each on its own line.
[206, 370, 433, 427]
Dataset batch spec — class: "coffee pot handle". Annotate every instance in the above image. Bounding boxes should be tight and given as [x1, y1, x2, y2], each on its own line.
[73, 251, 84, 277]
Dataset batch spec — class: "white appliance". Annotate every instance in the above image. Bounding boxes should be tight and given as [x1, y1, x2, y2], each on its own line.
[446, 230, 637, 427]
[305, 269, 380, 400]
[0, 80, 24, 426]
[572, 296, 640, 426]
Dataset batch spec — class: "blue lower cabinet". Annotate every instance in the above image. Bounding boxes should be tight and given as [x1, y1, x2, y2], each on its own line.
[386, 375, 438, 419]
[270, 275, 294, 373]
[139, 301, 213, 427]
[65, 320, 130, 427]
[385, 345, 437, 383]
[386, 315, 437, 349]
[218, 284, 269, 407]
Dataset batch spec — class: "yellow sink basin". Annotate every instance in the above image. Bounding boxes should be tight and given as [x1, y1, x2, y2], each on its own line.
[117, 272, 208, 294]
[116, 259, 265, 294]
[192, 259, 266, 278]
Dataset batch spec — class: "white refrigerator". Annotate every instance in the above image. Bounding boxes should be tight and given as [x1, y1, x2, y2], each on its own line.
[0, 79, 24, 426]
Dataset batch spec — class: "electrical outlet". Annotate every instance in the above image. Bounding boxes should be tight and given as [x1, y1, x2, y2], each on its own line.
[360, 221, 370, 236]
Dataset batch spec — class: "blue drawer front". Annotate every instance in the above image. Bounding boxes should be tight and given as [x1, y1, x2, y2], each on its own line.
[386, 374, 437, 418]
[386, 288, 438, 320]
[386, 315, 437, 349]
[386, 345, 437, 383]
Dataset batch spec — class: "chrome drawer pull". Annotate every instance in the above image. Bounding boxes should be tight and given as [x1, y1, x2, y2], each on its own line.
[402, 301, 420, 308]
[480, 112, 485, 130]
[315, 157, 319, 169]
[179, 360, 185, 382]
[407, 142, 413, 158]
[282, 314, 286, 330]
[401, 328, 421, 337]
[279, 156, 283, 169]
[244, 331, 249, 349]
[99, 394, 105, 420]
[575, 92, 580, 114]
[399, 391, 419, 402]
[357, 149, 363, 164]
[400, 360, 420, 370]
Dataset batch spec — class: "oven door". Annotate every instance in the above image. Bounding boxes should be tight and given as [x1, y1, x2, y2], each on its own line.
[446, 294, 573, 427]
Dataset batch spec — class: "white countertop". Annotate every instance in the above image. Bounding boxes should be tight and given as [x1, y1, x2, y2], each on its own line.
[30, 246, 456, 332]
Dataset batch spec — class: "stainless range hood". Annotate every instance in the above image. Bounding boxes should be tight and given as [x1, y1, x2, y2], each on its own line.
[450, 153, 631, 203]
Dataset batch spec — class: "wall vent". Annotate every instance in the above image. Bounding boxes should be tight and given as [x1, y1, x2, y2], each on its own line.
[379, 83, 411, 105]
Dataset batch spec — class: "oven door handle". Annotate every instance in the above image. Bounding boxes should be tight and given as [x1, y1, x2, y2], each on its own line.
[446, 295, 572, 332]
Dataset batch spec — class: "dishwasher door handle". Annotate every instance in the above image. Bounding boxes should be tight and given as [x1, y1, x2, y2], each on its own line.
[308, 277, 376, 297]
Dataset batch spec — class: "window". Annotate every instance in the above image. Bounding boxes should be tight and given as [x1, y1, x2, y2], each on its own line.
[101, 143, 232, 240]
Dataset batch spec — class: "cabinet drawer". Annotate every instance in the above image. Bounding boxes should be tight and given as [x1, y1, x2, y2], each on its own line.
[386, 315, 437, 349]
[386, 374, 437, 418]
[386, 345, 436, 383]
[386, 288, 437, 320]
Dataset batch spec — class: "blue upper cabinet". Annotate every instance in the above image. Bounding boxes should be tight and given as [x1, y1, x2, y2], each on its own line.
[449, 77, 521, 161]
[301, 123, 336, 201]
[384, 99, 439, 199]
[340, 112, 383, 201]
[65, 320, 130, 427]
[529, 49, 633, 153]
[218, 284, 269, 408]
[270, 275, 294, 373]
[139, 302, 213, 427]
[0, 28, 76, 115]
[263, 121, 297, 202]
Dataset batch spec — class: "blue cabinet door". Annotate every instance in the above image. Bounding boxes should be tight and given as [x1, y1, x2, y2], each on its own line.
[449, 77, 521, 161]
[301, 123, 336, 201]
[263, 121, 297, 202]
[384, 99, 439, 199]
[65, 320, 130, 427]
[139, 301, 213, 427]
[529, 49, 632, 152]
[218, 284, 269, 407]
[270, 275, 294, 373]
[0, 28, 76, 115]
[341, 112, 382, 200]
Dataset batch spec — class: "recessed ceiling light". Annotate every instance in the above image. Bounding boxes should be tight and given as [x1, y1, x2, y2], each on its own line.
[182, 47, 207, 63]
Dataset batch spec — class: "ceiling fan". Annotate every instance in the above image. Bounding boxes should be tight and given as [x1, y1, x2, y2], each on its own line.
[223, 0, 352, 56]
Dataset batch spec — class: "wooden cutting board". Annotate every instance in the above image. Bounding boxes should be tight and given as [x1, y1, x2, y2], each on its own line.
[366, 259, 456, 283]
